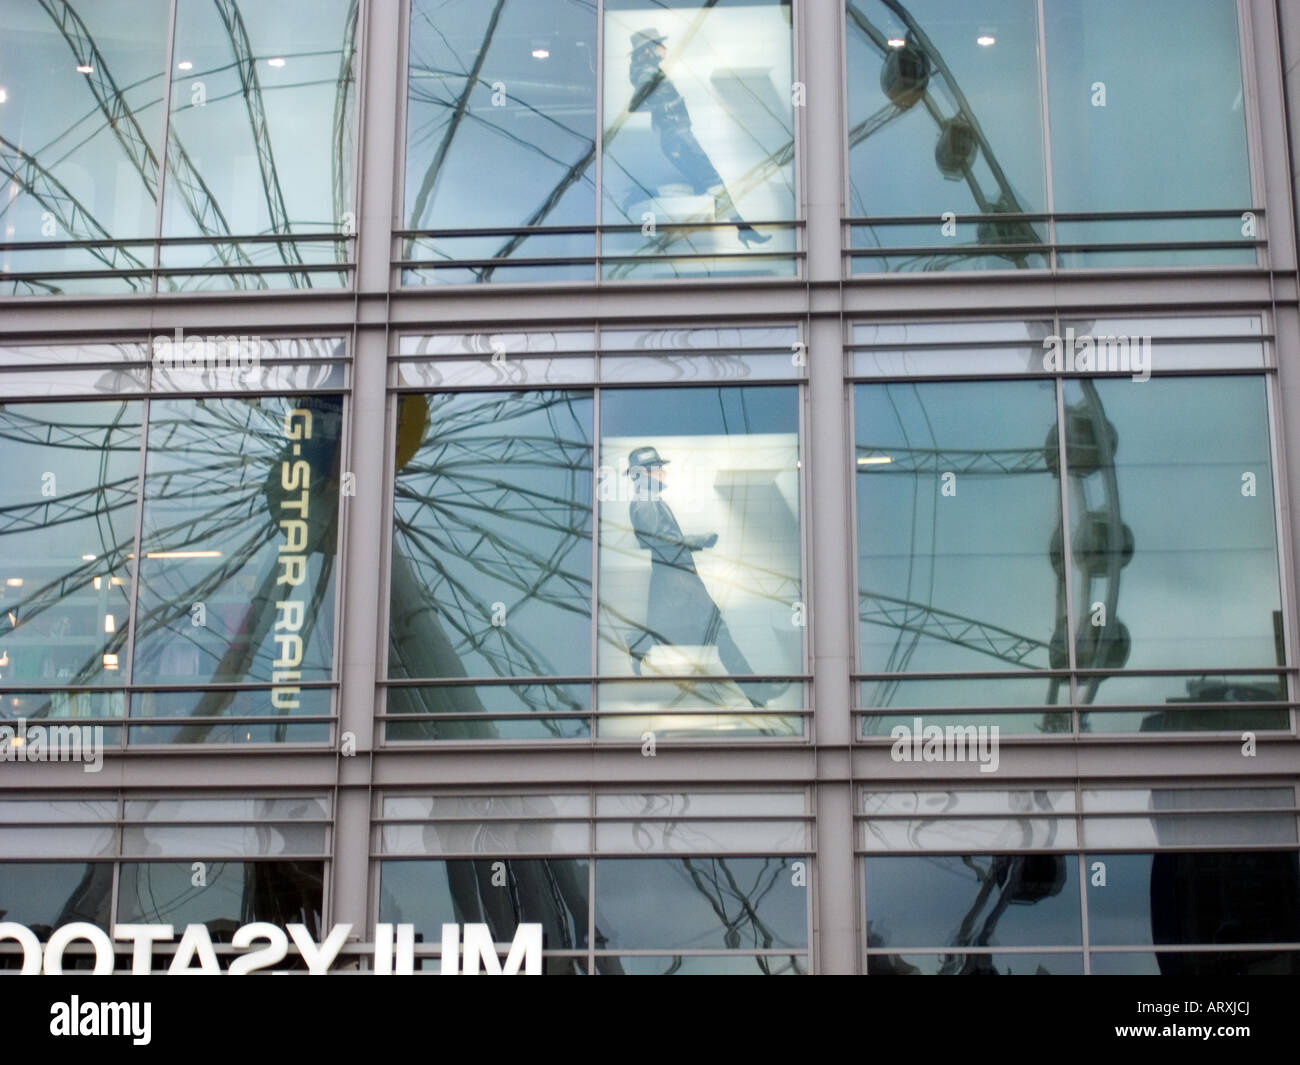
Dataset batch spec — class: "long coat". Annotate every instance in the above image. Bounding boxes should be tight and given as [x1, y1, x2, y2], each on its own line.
[629, 498, 723, 647]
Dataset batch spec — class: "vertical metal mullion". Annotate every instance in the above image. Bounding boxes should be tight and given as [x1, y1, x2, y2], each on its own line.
[120, 394, 152, 744]
[594, 0, 605, 282]
[590, 329, 601, 745]
[152, 0, 181, 293]
[588, 785, 597, 974]
[1034, 0, 1057, 270]
[1052, 353, 1080, 734]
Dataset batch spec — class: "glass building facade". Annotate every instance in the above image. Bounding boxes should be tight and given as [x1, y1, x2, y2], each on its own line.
[1, 0, 1299, 974]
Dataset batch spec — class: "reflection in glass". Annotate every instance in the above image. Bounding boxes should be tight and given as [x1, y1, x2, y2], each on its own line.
[388, 391, 593, 740]
[1065, 377, 1282, 724]
[404, 0, 598, 283]
[0, 401, 141, 689]
[1045, 0, 1252, 267]
[607, 953, 805, 974]
[161, 0, 357, 289]
[865, 854, 1081, 955]
[598, 386, 801, 735]
[380, 859, 590, 951]
[846, 0, 1047, 272]
[595, 857, 807, 953]
[855, 381, 1061, 731]
[386, 684, 590, 742]
[1090, 950, 1300, 976]
[117, 860, 324, 939]
[132, 396, 342, 739]
[0, 862, 112, 936]
[1086, 852, 1300, 959]
[601, 0, 795, 278]
[0, 1, 169, 295]
[867, 951, 1082, 975]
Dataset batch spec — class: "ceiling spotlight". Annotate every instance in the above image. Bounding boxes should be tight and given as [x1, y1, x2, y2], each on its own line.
[0, 88, 8, 103]
[76, 63, 93, 74]
[887, 37, 906, 49]
[177, 60, 193, 71]
[267, 56, 286, 68]
[977, 34, 996, 46]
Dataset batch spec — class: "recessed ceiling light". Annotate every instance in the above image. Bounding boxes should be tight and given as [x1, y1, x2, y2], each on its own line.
[267, 57, 286, 68]
[76, 63, 93, 74]
[177, 60, 193, 71]
[977, 34, 996, 46]
[532, 47, 550, 59]
[887, 38, 906, 49]
[0, 88, 8, 103]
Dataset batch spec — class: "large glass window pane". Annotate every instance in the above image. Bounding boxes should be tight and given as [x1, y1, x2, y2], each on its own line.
[132, 396, 342, 713]
[0, 400, 142, 689]
[594, 856, 807, 951]
[117, 860, 324, 937]
[379, 859, 590, 950]
[865, 854, 1082, 950]
[161, 0, 357, 289]
[855, 380, 1062, 732]
[1065, 377, 1283, 727]
[601, 0, 796, 279]
[1086, 852, 1300, 953]
[0, 1, 169, 295]
[597, 385, 802, 736]
[403, 0, 598, 284]
[846, 0, 1047, 272]
[0, 862, 112, 937]
[1045, 0, 1252, 267]
[388, 390, 593, 740]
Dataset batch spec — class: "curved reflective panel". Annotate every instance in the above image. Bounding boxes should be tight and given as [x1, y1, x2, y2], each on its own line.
[132, 396, 343, 696]
[0, 400, 142, 689]
[601, 0, 796, 279]
[403, 0, 598, 284]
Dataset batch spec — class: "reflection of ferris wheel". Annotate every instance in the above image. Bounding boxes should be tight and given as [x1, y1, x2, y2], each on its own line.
[857, 377, 1133, 722]
[0, 0, 357, 295]
[0, 392, 342, 743]
[391, 390, 803, 736]
[848, 0, 1047, 271]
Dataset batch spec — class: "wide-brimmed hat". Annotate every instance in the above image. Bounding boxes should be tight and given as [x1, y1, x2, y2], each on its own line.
[630, 28, 667, 52]
[627, 445, 669, 470]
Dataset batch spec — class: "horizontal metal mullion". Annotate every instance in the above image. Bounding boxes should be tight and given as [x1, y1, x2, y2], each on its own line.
[845, 208, 1261, 225]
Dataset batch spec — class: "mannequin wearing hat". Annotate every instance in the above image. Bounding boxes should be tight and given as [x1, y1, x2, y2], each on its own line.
[628, 29, 771, 248]
[625, 446, 776, 708]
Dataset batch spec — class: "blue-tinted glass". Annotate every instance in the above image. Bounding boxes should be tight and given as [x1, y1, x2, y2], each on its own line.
[404, 0, 597, 283]
[161, 0, 357, 289]
[380, 859, 589, 949]
[0, 1, 169, 295]
[133, 396, 342, 698]
[601, 0, 796, 279]
[1045, 0, 1252, 267]
[846, 0, 1047, 272]
[1086, 851, 1300, 948]
[865, 854, 1082, 948]
[0, 861, 112, 935]
[594, 857, 807, 950]
[0, 400, 141, 688]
